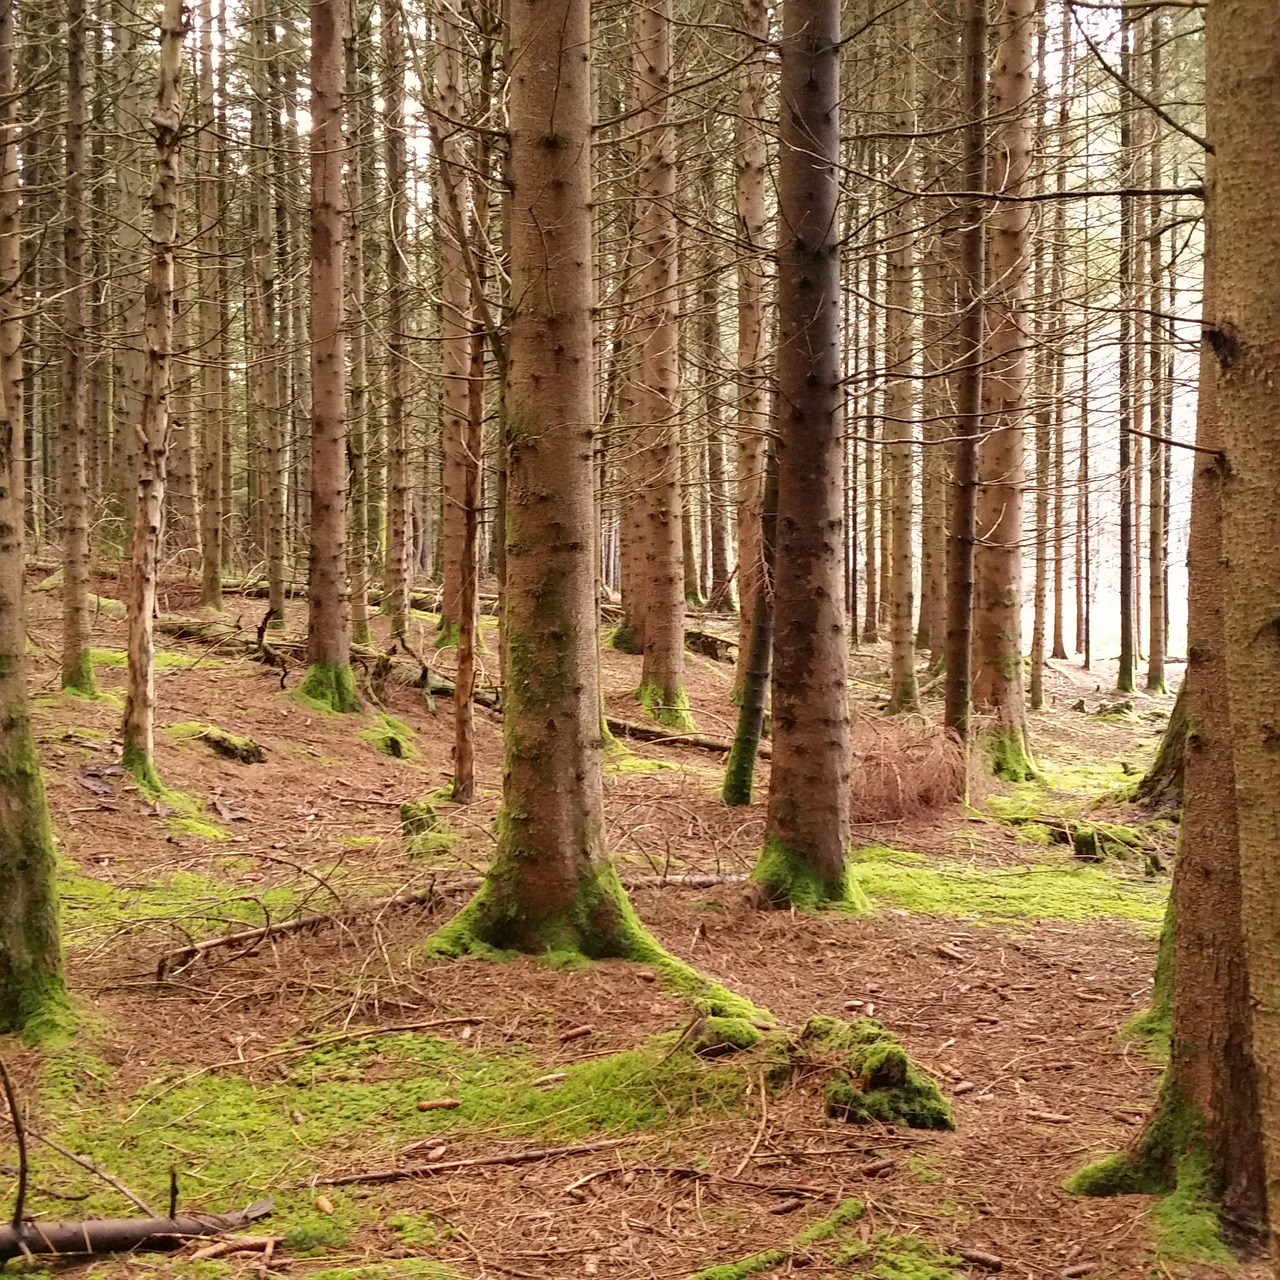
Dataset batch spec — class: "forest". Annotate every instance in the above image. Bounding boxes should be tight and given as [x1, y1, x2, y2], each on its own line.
[0, 0, 1278, 1275]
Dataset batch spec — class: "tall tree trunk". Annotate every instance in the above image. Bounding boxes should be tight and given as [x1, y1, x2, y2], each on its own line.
[733, 0, 769, 687]
[60, 0, 95, 696]
[0, 0, 68, 1036]
[300, 0, 358, 712]
[121, 0, 184, 789]
[436, 0, 472, 645]
[972, 0, 1034, 780]
[1115, 19, 1137, 694]
[1049, 0, 1070, 663]
[749, 0, 865, 913]
[632, 0, 689, 729]
[1071, 115, 1267, 1239]
[943, 0, 987, 743]
[344, 0, 370, 645]
[380, 0, 410, 639]
[196, 0, 223, 610]
[250, 0, 286, 627]
[432, 0, 647, 958]
[885, 1, 918, 715]
[1212, 0, 1280, 1251]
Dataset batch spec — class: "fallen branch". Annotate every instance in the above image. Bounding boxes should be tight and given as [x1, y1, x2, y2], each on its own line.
[154, 875, 747, 976]
[300, 1139, 630, 1188]
[0, 1198, 274, 1262]
[606, 716, 769, 759]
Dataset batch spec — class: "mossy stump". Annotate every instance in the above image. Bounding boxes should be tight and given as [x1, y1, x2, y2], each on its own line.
[170, 722, 266, 764]
[298, 662, 361, 714]
[797, 1016, 954, 1131]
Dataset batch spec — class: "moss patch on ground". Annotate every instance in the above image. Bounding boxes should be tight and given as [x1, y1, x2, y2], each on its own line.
[851, 845, 1164, 931]
[358, 712, 419, 760]
[169, 721, 267, 763]
[686, 1197, 866, 1279]
[92, 648, 219, 672]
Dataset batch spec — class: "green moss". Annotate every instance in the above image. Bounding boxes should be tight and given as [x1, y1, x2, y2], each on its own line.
[434, 620, 460, 650]
[750, 837, 872, 913]
[169, 722, 266, 763]
[309, 1264, 461, 1280]
[34, 567, 64, 591]
[687, 1198, 866, 1279]
[92, 648, 214, 672]
[605, 748, 679, 775]
[86, 593, 127, 620]
[399, 789, 460, 857]
[983, 724, 1035, 782]
[610, 622, 643, 655]
[851, 844, 1165, 931]
[427, 861, 771, 1023]
[168, 815, 232, 841]
[297, 662, 361, 714]
[1151, 1150, 1234, 1264]
[61, 649, 99, 698]
[342, 835, 383, 849]
[831, 1233, 964, 1279]
[638, 681, 696, 732]
[799, 1017, 954, 1131]
[1125, 894, 1174, 1060]
[359, 713, 419, 760]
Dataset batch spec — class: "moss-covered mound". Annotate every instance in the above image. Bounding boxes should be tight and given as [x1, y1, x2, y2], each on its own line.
[169, 721, 266, 763]
[399, 790, 461, 858]
[797, 1016, 954, 1131]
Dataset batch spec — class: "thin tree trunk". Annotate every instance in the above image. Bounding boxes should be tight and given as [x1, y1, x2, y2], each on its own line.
[380, 0, 410, 639]
[943, 0, 988, 742]
[121, 0, 184, 789]
[300, 0, 357, 712]
[750, 0, 863, 912]
[971, 0, 1034, 779]
[0, 0, 68, 1035]
[196, 0, 223, 610]
[733, 0, 769, 688]
[1049, 0, 1069, 663]
[633, 0, 689, 728]
[60, 0, 95, 695]
[1115, 19, 1137, 694]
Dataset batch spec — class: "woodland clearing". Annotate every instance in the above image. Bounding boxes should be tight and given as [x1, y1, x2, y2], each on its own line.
[0, 570, 1231, 1280]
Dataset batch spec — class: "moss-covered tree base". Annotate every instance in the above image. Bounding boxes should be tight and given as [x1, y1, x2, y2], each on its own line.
[721, 737, 758, 806]
[1066, 1083, 1233, 1263]
[427, 862, 771, 1023]
[796, 1016, 955, 1131]
[638, 681, 696, 732]
[434, 620, 459, 650]
[983, 724, 1036, 782]
[121, 742, 165, 797]
[609, 623, 643, 655]
[61, 651, 99, 700]
[297, 661, 361, 713]
[749, 838, 872, 913]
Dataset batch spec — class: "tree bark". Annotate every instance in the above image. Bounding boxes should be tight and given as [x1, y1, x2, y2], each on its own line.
[971, 0, 1033, 779]
[0, 0, 68, 1036]
[750, 0, 864, 912]
[1211, 0, 1280, 1249]
[121, 0, 185, 789]
[60, 0, 95, 696]
[942, 0, 987, 743]
[300, 0, 358, 712]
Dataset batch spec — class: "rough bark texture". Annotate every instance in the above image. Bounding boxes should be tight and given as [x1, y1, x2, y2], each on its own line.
[884, 1, 918, 715]
[196, 0, 224, 611]
[380, 0, 410, 640]
[437, 0, 472, 643]
[60, 0, 95, 696]
[942, 0, 987, 742]
[733, 0, 769, 688]
[301, 0, 357, 712]
[632, 0, 689, 729]
[751, 0, 864, 912]
[971, 0, 1032, 779]
[121, 0, 185, 786]
[0, 0, 68, 1038]
[1210, 0, 1280, 1249]
[431, 0, 628, 954]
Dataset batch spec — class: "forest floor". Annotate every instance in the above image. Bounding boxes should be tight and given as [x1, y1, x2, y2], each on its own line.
[1, 567, 1253, 1280]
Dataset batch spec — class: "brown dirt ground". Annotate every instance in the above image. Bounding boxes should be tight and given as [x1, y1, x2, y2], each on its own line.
[3, 567, 1257, 1280]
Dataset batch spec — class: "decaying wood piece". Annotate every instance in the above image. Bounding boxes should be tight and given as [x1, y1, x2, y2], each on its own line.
[0, 1198, 274, 1262]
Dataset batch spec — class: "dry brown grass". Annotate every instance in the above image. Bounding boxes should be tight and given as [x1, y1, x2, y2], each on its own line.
[848, 715, 966, 823]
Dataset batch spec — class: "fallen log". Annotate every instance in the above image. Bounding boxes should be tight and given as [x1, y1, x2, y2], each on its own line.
[0, 1198, 274, 1262]
[606, 715, 770, 759]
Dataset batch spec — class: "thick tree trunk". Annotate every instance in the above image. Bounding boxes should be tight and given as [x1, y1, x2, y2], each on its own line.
[432, 0, 641, 956]
[60, 0, 95, 696]
[380, 0, 410, 639]
[1211, 0, 1280, 1249]
[121, 0, 184, 789]
[300, 0, 357, 712]
[971, 0, 1033, 779]
[750, 0, 864, 912]
[0, 0, 67, 1037]
[943, 0, 987, 742]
